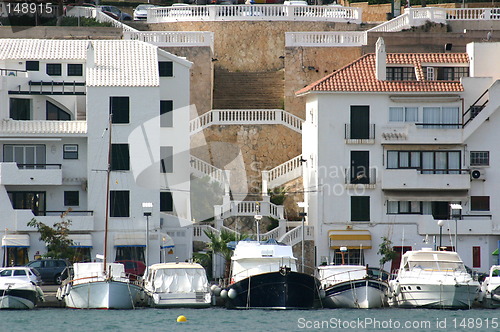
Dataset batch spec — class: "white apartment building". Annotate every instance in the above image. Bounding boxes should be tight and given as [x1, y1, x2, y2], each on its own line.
[0, 39, 192, 267]
[298, 39, 500, 273]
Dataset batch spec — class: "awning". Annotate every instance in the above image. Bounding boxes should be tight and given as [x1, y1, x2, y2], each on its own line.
[492, 248, 499, 256]
[2, 234, 30, 247]
[114, 232, 146, 247]
[160, 233, 175, 249]
[329, 230, 372, 249]
[68, 234, 92, 248]
[384, 190, 468, 202]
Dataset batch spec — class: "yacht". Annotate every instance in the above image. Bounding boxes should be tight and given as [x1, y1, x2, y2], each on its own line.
[223, 239, 321, 309]
[477, 265, 500, 308]
[318, 265, 389, 308]
[143, 262, 211, 308]
[388, 248, 479, 309]
[0, 267, 45, 309]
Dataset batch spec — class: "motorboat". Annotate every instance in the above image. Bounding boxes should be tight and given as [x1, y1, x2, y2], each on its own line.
[143, 262, 211, 308]
[223, 239, 321, 309]
[57, 262, 144, 309]
[318, 265, 389, 308]
[388, 248, 479, 309]
[477, 265, 500, 308]
[0, 267, 45, 309]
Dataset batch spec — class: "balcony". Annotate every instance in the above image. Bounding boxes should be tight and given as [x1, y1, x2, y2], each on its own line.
[381, 123, 463, 145]
[344, 124, 375, 144]
[14, 210, 95, 232]
[0, 162, 62, 185]
[344, 167, 377, 189]
[381, 168, 470, 191]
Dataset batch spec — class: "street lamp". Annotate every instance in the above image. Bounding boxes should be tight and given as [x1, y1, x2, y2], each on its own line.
[437, 220, 445, 250]
[450, 203, 462, 252]
[142, 202, 153, 268]
[298, 201, 307, 273]
[254, 214, 262, 242]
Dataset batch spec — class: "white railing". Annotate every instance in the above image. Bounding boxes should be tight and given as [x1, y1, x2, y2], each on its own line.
[190, 155, 228, 184]
[220, 225, 240, 236]
[445, 8, 500, 21]
[262, 155, 303, 191]
[285, 31, 367, 47]
[278, 224, 314, 246]
[368, 12, 410, 32]
[148, 5, 361, 24]
[123, 31, 214, 51]
[260, 227, 281, 241]
[192, 224, 220, 242]
[190, 109, 303, 135]
[0, 120, 87, 134]
[214, 200, 284, 220]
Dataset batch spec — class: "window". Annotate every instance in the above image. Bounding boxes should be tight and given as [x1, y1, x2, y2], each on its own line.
[67, 64, 83, 76]
[470, 151, 489, 166]
[110, 190, 130, 217]
[3, 248, 29, 266]
[160, 100, 173, 127]
[9, 98, 31, 120]
[26, 61, 39, 71]
[473, 246, 481, 268]
[160, 192, 173, 212]
[386, 67, 416, 81]
[159, 61, 173, 77]
[115, 247, 145, 263]
[332, 248, 364, 266]
[46, 63, 62, 76]
[423, 67, 469, 81]
[160, 146, 173, 173]
[46, 101, 71, 120]
[422, 107, 460, 128]
[4, 144, 46, 168]
[389, 107, 418, 122]
[111, 144, 130, 171]
[387, 150, 461, 174]
[63, 144, 78, 159]
[64, 191, 79, 206]
[387, 201, 422, 214]
[351, 196, 370, 221]
[110, 97, 130, 124]
[471, 196, 490, 211]
[8, 191, 46, 216]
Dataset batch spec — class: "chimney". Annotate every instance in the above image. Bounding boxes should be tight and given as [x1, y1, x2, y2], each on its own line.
[86, 41, 95, 69]
[375, 37, 386, 81]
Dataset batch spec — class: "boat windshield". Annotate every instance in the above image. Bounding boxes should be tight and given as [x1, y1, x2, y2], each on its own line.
[407, 260, 466, 272]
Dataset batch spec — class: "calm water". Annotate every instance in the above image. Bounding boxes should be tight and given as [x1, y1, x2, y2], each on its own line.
[1, 307, 499, 332]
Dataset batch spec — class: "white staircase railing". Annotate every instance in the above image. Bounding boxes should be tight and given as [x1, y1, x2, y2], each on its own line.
[278, 225, 314, 246]
[262, 155, 303, 191]
[123, 31, 214, 52]
[190, 109, 303, 135]
[260, 227, 281, 241]
[192, 224, 220, 242]
[190, 155, 229, 185]
[214, 200, 285, 220]
[285, 31, 367, 47]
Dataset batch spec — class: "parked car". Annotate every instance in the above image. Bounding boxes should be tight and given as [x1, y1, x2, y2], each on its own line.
[99, 5, 132, 21]
[0, 267, 42, 285]
[25, 259, 70, 285]
[115, 260, 146, 279]
[133, 4, 156, 20]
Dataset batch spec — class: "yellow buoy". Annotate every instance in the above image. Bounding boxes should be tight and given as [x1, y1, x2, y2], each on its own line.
[177, 315, 187, 323]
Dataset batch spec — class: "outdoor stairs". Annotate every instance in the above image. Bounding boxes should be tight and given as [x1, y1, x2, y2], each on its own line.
[213, 70, 284, 109]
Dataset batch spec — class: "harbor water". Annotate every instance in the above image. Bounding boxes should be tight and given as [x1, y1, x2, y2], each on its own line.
[2, 307, 499, 332]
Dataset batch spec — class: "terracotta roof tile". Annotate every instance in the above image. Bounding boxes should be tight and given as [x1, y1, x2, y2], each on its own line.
[297, 52, 469, 95]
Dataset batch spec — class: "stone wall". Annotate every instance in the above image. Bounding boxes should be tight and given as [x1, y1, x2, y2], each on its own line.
[160, 46, 213, 115]
[293, 240, 315, 275]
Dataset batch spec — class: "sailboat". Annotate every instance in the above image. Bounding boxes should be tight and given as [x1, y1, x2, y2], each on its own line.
[57, 115, 144, 309]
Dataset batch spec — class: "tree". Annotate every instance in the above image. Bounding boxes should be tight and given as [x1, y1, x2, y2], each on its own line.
[377, 236, 396, 269]
[27, 209, 76, 261]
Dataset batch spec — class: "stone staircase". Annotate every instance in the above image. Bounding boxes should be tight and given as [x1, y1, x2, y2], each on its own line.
[213, 70, 284, 109]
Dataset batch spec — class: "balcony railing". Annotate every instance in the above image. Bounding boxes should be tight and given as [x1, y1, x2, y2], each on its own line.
[414, 123, 462, 129]
[15, 164, 61, 170]
[344, 124, 375, 143]
[344, 167, 377, 186]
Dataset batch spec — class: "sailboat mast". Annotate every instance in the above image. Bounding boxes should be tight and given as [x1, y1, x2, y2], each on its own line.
[104, 114, 113, 270]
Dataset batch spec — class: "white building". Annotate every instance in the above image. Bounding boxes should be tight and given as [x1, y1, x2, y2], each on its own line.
[0, 39, 193, 267]
[297, 39, 500, 273]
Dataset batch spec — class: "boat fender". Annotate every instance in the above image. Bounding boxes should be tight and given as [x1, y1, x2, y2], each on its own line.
[392, 282, 401, 297]
[56, 287, 62, 300]
[228, 288, 237, 299]
[220, 289, 228, 299]
[319, 289, 326, 299]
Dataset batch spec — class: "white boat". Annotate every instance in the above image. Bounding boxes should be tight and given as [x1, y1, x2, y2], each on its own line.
[223, 239, 321, 309]
[318, 265, 388, 308]
[477, 265, 500, 308]
[58, 262, 143, 309]
[0, 267, 45, 309]
[143, 262, 211, 308]
[389, 248, 479, 309]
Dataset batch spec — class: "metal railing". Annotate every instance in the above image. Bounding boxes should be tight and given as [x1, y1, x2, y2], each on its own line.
[463, 89, 489, 128]
[344, 123, 376, 140]
[14, 164, 62, 169]
[344, 167, 377, 185]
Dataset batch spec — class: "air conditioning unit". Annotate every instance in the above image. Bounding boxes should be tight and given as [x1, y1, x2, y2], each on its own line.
[470, 169, 486, 180]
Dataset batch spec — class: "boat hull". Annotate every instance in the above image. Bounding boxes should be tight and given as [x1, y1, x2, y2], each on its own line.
[149, 291, 211, 308]
[322, 279, 388, 309]
[225, 271, 320, 309]
[63, 280, 143, 309]
[0, 288, 39, 310]
[390, 282, 477, 309]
